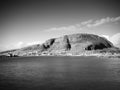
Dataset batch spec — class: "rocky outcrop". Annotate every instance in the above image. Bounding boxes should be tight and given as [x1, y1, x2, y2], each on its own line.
[42, 33, 113, 52]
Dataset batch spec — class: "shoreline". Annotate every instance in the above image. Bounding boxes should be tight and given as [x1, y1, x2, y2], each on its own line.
[1, 53, 120, 59]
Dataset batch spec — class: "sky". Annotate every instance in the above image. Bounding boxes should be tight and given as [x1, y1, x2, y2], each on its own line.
[0, 0, 120, 51]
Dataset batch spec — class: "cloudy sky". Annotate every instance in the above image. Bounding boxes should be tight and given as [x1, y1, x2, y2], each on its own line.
[0, 0, 120, 51]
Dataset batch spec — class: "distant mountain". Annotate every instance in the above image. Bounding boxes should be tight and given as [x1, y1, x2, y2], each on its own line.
[1, 33, 120, 57]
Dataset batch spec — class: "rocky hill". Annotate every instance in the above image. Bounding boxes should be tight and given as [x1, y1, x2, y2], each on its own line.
[1, 33, 120, 57]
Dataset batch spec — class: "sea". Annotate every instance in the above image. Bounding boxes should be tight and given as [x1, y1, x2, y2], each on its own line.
[0, 56, 120, 90]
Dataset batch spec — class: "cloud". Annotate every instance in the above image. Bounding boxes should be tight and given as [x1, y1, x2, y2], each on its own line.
[0, 41, 41, 51]
[101, 35, 110, 40]
[81, 19, 93, 25]
[5, 41, 26, 50]
[45, 25, 77, 32]
[86, 16, 120, 27]
[110, 33, 120, 48]
[26, 41, 41, 46]
[17, 41, 41, 48]
[16, 41, 24, 48]
[45, 16, 120, 32]
[100, 33, 120, 48]
[110, 16, 120, 22]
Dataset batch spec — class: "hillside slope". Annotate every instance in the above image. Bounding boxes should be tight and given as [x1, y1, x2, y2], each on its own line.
[1, 33, 115, 56]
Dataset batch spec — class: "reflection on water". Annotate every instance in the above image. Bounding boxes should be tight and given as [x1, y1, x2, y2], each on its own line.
[0, 56, 120, 90]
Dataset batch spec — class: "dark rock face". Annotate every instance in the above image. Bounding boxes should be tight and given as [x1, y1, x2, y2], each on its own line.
[50, 35, 71, 51]
[43, 38, 55, 49]
[85, 43, 108, 50]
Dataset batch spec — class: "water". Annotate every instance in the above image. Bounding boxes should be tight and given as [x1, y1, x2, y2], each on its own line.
[0, 56, 120, 90]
